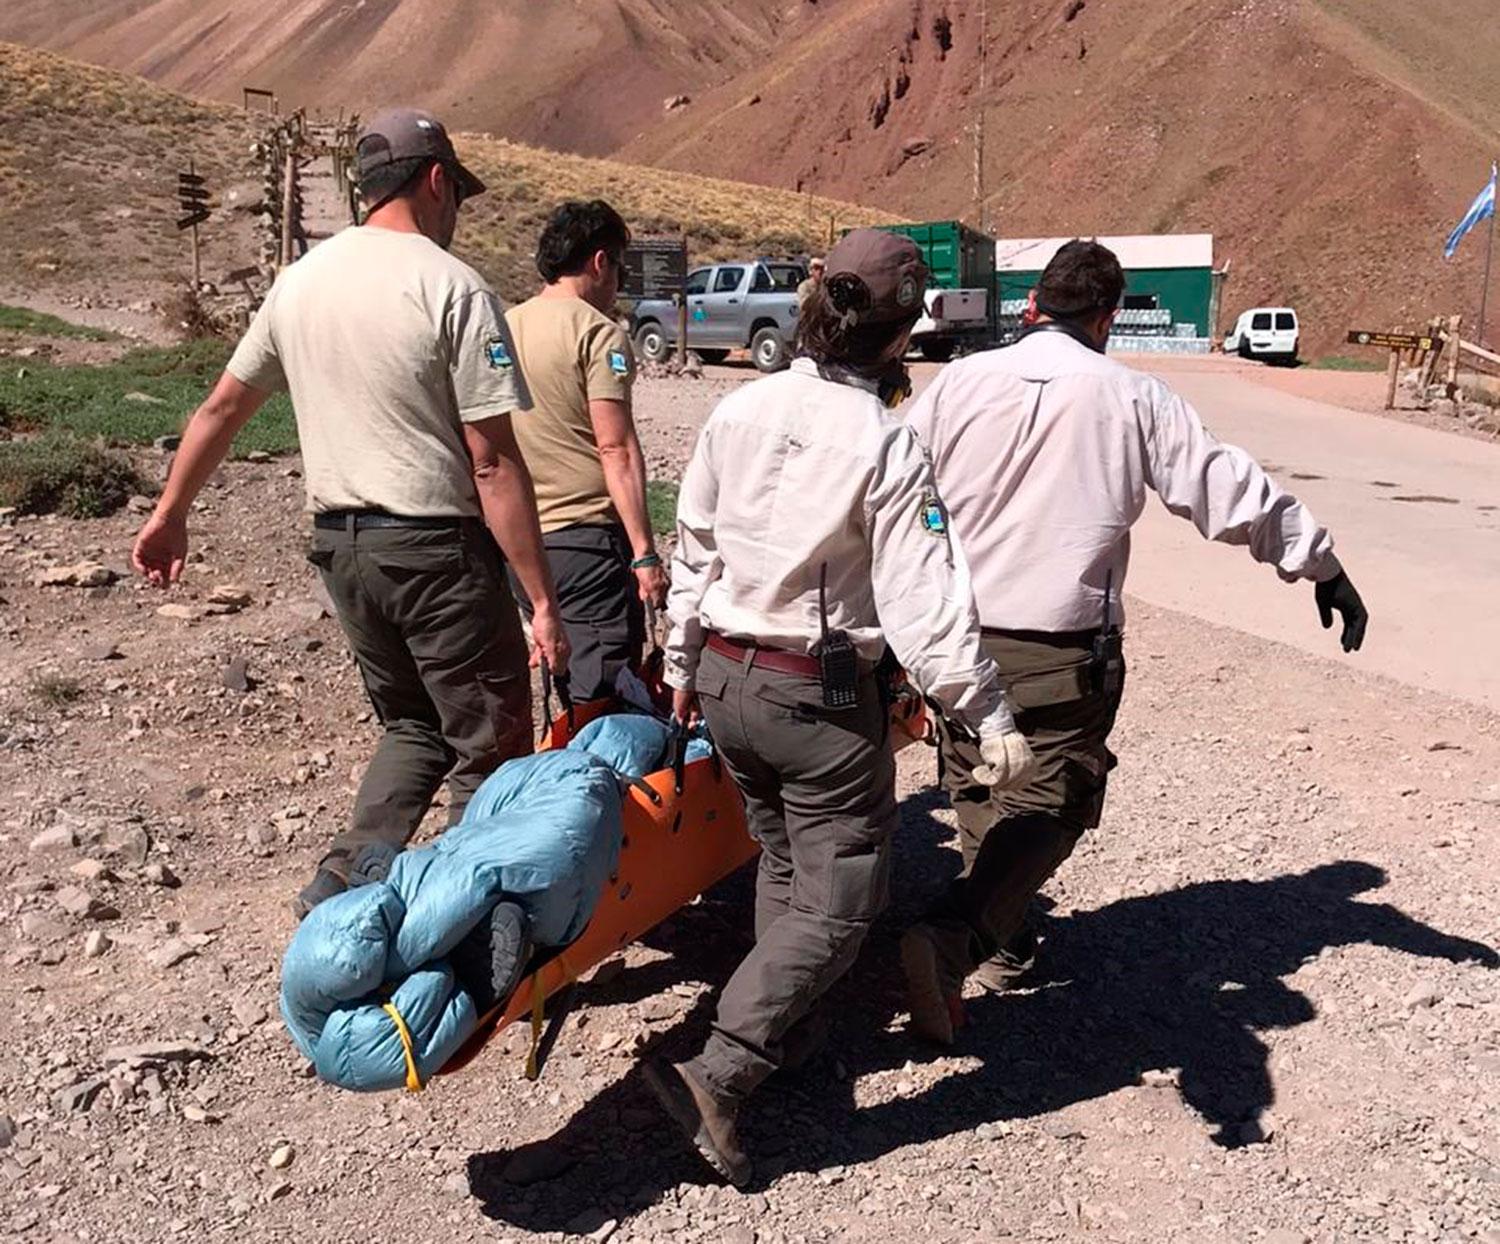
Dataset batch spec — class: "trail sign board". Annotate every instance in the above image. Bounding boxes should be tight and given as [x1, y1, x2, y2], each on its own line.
[621, 239, 688, 300]
[1347, 329, 1435, 352]
[176, 210, 211, 231]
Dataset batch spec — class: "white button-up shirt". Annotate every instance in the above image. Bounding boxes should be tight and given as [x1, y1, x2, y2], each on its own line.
[665, 359, 1011, 734]
[905, 329, 1342, 633]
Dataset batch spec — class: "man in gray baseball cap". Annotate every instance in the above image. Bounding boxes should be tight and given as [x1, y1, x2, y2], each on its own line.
[355, 107, 487, 221]
[133, 106, 569, 917]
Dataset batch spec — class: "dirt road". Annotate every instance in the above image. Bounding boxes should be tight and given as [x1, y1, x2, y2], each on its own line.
[1, 360, 1496, 1244]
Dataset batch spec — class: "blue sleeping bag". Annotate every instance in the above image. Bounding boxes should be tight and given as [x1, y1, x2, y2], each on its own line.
[281, 717, 687, 1091]
[569, 713, 713, 775]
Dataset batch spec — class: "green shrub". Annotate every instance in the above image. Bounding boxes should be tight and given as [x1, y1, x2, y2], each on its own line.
[30, 672, 84, 706]
[0, 432, 147, 517]
[647, 479, 679, 536]
[1310, 355, 1385, 372]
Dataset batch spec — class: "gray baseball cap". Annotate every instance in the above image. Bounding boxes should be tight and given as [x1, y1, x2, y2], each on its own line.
[355, 107, 486, 205]
[824, 229, 928, 325]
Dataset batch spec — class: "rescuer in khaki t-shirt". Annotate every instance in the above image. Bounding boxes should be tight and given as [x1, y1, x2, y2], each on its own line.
[504, 200, 669, 700]
[130, 108, 569, 919]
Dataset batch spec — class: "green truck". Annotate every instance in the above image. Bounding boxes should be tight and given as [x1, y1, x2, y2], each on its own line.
[866, 220, 997, 360]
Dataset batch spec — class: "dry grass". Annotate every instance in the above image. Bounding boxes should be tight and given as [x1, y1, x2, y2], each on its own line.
[0, 43, 897, 312]
[454, 135, 898, 302]
[0, 42, 261, 290]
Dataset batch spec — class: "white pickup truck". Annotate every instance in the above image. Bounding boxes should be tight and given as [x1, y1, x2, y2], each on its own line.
[910, 287, 990, 362]
[631, 259, 806, 372]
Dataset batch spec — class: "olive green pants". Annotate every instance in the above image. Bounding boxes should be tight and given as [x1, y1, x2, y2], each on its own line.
[687, 645, 897, 1104]
[918, 629, 1125, 989]
[308, 519, 532, 878]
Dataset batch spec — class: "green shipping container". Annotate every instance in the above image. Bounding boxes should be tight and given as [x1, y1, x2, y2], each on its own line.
[869, 220, 996, 290]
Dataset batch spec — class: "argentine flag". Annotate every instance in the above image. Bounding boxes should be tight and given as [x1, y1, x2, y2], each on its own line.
[1444, 163, 1497, 259]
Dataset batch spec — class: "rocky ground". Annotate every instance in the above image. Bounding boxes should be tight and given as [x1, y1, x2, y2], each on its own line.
[1, 370, 1498, 1244]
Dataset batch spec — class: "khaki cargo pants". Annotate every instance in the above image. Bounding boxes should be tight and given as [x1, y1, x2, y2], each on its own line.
[917, 629, 1125, 989]
[687, 645, 897, 1105]
[308, 518, 532, 878]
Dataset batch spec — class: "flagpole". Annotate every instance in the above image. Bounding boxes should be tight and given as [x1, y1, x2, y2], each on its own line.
[1480, 176, 1497, 349]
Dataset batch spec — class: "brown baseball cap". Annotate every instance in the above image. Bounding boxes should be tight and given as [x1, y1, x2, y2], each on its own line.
[355, 107, 486, 205]
[823, 229, 928, 325]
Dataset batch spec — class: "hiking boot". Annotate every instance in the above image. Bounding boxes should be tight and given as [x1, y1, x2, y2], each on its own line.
[291, 868, 346, 920]
[971, 928, 1039, 995]
[900, 925, 964, 1047]
[643, 1059, 751, 1188]
[348, 842, 397, 888]
[451, 900, 533, 1012]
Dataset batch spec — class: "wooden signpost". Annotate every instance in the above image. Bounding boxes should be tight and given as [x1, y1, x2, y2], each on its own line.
[1346, 328, 1437, 409]
[176, 160, 212, 286]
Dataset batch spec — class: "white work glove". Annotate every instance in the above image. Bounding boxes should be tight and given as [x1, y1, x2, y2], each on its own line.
[972, 729, 1038, 791]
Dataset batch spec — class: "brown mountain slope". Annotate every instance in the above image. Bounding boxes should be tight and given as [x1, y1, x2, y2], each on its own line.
[0, 0, 789, 154]
[0, 43, 886, 310]
[620, 0, 1500, 352]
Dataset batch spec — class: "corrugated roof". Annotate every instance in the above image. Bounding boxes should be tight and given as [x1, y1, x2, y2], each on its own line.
[994, 233, 1214, 272]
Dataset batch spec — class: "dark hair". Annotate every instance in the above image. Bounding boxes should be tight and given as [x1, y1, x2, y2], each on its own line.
[795, 282, 915, 371]
[1035, 240, 1125, 320]
[359, 155, 431, 212]
[535, 200, 630, 282]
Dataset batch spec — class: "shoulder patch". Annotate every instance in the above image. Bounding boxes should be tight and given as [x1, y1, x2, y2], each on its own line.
[918, 495, 948, 536]
[607, 348, 630, 377]
[485, 337, 513, 370]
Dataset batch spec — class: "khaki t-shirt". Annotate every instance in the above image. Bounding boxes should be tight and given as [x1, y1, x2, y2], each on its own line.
[504, 295, 634, 533]
[227, 227, 530, 517]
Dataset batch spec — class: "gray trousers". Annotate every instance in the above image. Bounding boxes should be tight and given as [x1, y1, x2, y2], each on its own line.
[687, 645, 897, 1104]
[507, 522, 645, 702]
[309, 520, 533, 877]
[919, 629, 1125, 988]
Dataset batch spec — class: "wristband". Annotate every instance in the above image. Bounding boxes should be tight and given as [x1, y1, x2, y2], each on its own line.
[630, 553, 662, 570]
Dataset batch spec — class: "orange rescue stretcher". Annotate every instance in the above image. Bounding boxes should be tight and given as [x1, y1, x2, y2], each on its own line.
[438, 671, 930, 1079]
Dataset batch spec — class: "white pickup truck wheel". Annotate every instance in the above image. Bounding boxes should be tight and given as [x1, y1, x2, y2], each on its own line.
[634, 322, 669, 364]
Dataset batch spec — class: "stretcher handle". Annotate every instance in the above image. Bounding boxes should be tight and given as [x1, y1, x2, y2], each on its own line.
[538, 660, 576, 742]
[670, 725, 689, 797]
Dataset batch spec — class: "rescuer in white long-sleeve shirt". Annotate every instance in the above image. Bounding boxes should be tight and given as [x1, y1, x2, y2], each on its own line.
[646, 231, 1033, 1187]
[897, 239, 1369, 1048]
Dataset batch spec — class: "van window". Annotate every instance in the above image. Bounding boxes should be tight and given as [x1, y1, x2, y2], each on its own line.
[714, 267, 745, 293]
[1275, 312, 1296, 331]
[685, 269, 710, 296]
[1251, 312, 1273, 331]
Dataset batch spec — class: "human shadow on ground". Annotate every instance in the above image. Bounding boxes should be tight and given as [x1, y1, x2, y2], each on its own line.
[468, 842, 1495, 1230]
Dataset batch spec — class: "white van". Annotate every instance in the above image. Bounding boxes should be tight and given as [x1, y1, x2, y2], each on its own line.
[1224, 307, 1299, 363]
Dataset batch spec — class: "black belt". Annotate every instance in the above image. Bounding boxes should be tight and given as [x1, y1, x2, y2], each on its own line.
[314, 510, 464, 531]
[981, 626, 1101, 647]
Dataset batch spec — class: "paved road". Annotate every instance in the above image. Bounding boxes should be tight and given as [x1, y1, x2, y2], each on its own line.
[704, 356, 1500, 709]
[1120, 361, 1500, 711]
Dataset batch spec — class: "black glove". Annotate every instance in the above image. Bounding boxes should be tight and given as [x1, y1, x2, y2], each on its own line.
[1315, 571, 1368, 653]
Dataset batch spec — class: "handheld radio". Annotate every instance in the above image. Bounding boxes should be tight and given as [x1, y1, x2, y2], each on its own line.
[814, 563, 860, 709]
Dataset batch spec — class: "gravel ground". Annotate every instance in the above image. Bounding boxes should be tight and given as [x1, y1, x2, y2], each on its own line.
[1, 368, 1497, 1244]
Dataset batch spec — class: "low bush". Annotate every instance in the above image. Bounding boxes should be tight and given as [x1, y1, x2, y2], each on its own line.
[0, 432, 148, 517]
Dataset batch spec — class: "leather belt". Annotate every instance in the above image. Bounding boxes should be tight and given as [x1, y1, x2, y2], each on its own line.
[314, 510, 464, 532]
[707, 632, 822, 679]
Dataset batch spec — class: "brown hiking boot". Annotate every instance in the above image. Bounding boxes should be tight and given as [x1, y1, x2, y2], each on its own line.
[900, 925, 962, 1047]
[972, 924, 1040, 995]
[643, 1060, 752, 1188]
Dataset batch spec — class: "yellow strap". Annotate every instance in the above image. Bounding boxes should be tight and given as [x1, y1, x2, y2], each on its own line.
[524, 974, 546, 1081]
[382, 1002, 425, 1093]
[522, 953, 578, 1083]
